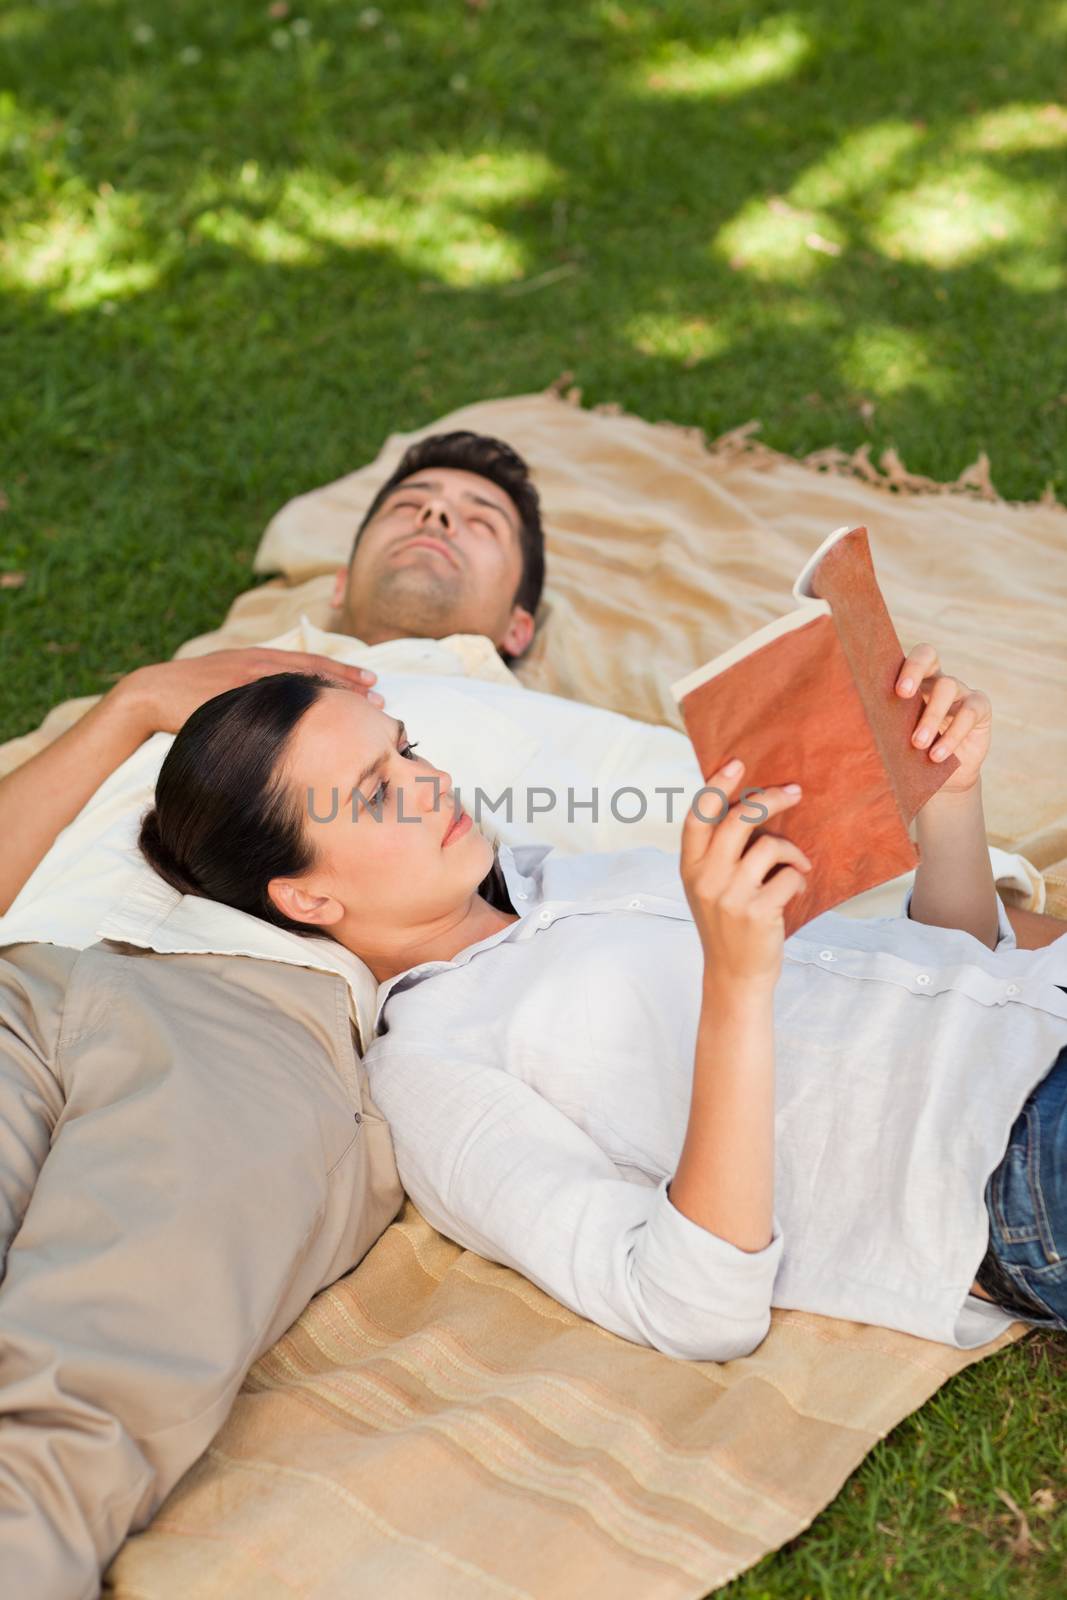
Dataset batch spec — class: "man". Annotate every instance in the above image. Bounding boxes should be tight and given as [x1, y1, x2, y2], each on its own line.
[0, 428, 550, 1592]
[0, 430, 546, 918]
[330, 428, 543, 661]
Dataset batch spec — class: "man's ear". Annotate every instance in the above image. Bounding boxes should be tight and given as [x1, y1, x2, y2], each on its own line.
[330, 566, 349, 611]
[499, 605, 535, 659]
[268, 879, 344, 929]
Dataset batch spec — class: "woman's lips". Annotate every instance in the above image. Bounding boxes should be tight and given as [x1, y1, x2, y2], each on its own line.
[442, 809, 473, 847]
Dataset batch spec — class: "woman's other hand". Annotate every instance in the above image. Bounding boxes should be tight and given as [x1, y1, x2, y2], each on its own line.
[680, 759, 811, 992]
[895, 644, 991, 796]
[113, 649, 384, 738]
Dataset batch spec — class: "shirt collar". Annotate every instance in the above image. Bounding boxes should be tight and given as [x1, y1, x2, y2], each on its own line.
[96, 866, 380, 1051]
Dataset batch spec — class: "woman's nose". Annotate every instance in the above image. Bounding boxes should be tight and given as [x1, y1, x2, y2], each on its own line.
[418, 762, 454, 813]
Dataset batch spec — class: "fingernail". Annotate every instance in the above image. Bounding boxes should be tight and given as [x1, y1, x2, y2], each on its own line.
[723, 758, 742, 775]
[914, 729, 930, 745]
[899, 677, 913, 693]
[932, 746, 946, 761]
[369, 691, 385, 706]
[361, 670, 377, 682]
[784, 783, 802, 794]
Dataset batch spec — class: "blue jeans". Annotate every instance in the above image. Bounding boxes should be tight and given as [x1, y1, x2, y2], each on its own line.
[976, 1039, 1067, 1327]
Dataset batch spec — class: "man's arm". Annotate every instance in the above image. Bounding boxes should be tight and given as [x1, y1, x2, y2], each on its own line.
[0, 651, 381, 916]
[908, 781, 1000, 950]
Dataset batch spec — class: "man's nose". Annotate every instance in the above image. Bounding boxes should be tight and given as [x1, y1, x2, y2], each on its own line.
[418, 499, 454, 535]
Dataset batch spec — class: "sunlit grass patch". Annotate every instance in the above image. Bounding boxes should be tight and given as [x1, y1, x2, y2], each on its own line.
[960, 101, 1067, 153]
[871, 163, 1056, 268]
[636, 15, 811, 99]
[624, 310, 729, 364]
[789, 121, 926, 210]
[843, 323, 952, 400]
[713, 195, 846, 282]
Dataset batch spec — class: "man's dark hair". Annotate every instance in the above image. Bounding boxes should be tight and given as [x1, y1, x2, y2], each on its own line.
[351, 431, 546, 656]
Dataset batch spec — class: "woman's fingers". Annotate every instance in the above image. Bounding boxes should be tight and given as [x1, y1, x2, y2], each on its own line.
[910, 675, 964, 749]
[896, 643, 940, 696]
[754, 864, 811, 912]
[732, 832, 812, 893]
[681, 756, 747, 863]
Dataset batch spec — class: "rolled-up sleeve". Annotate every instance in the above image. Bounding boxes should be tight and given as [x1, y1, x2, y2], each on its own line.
[900, 883, 1018, 951]
[365, 1044, 781, 1363]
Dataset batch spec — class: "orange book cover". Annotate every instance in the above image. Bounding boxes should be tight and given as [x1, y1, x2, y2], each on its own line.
[670, 524, 960, 936]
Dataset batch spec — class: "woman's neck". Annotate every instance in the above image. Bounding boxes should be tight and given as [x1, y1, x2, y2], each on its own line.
[344, 895, 520, 986]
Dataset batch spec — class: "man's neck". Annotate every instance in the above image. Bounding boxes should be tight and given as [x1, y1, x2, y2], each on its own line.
[335, 612, 426, 648]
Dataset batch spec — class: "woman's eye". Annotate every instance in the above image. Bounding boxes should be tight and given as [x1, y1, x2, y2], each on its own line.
[369, 742, 419, 808]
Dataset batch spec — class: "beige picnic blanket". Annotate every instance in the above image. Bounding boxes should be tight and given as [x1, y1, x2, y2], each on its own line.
[5, 388, 1067, 1597]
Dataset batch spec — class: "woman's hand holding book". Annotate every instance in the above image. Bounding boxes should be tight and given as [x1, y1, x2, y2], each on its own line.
[680, 758, 812, 994]
[895, 641, 992, 797]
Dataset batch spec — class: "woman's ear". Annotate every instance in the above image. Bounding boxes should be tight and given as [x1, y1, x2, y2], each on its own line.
[330, 566, 348, 611]
[268, 879, 344, 929]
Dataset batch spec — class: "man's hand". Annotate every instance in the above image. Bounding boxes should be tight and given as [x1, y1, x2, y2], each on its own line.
[114, 649, 384, 738]
[894, 642, 991, 796]
[0, 649, 383, 917]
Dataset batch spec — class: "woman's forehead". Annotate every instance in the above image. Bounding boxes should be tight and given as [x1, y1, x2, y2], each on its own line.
[289, 688, 396, 769]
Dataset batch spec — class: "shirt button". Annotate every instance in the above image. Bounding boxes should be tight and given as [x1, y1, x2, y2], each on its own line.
[629, 898, 642, 909]
[1006, 983, 1020, 996]
[916, 974, 931, 986]
[538, 910, 551, 923]
[516, 891, 528, 900]
[819, 950, 834, 961]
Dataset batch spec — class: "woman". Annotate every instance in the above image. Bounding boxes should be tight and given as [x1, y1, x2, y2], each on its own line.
[139, 647, 1067, 1362]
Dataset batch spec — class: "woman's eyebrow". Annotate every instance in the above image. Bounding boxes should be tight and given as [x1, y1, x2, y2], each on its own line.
[353, 719, 406, 792]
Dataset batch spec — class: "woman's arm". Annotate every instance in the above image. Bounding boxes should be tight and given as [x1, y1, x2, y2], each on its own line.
[668, 758, 809, 1253]
[0, 650, 380, 916]
[667, 973, 776, 1252]
[892, 643, 1001, 951]
[908, 782, 1000, 950]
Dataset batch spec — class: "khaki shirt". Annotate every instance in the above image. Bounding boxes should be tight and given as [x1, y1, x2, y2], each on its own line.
[0, 937, 401, 1597]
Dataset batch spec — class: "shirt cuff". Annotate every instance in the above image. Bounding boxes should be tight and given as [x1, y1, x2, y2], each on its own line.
[900, 883, 1017, 950]
[632, 1176, 784, 1361]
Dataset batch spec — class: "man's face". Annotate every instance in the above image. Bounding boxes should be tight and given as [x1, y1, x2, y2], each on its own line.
[333, 467, 535, 656]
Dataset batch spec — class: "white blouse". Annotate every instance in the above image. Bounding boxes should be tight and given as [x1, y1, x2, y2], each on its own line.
[364, 842, 1067, 1362]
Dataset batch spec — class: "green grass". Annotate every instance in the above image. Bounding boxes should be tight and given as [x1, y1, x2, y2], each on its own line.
[2, 1, 1066, 1590]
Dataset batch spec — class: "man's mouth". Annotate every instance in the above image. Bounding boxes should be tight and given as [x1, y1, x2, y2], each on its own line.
[397, 536, 460, 568]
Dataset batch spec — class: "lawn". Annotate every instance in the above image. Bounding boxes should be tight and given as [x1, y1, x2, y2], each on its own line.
[2, 0, 1066, 1590]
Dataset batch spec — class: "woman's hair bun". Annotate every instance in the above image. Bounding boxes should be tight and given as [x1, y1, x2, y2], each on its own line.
[138, 806, 202, 898]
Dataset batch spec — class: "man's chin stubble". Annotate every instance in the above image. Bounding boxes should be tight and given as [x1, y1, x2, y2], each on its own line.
[354, 567, 464, 638]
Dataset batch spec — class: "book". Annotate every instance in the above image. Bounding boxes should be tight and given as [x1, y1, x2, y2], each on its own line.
[670, 524, 959, 936]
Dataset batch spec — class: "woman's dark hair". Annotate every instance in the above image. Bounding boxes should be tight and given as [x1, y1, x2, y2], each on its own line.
[139, 672, 333, 938]
[351, 430, 546, 654]
[139, 670, 516, 934]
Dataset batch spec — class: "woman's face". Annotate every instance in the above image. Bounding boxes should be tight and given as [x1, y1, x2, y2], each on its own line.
[269, 686, 494, 941]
